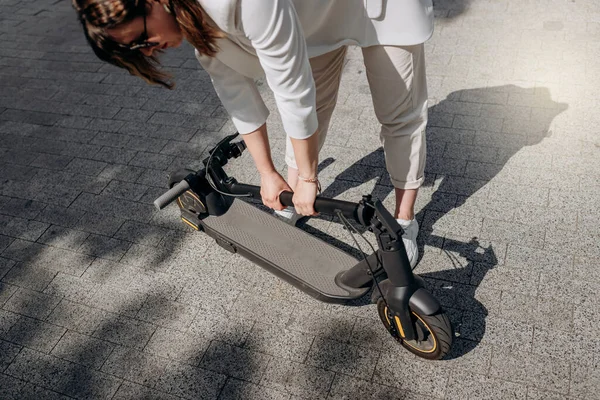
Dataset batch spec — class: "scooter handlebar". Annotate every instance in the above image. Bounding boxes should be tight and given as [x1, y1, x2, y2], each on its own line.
[153, 180, 190, 210]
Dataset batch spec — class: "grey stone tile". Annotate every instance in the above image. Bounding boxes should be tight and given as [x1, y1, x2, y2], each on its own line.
[0, 255, 16, 279]
[538, 273, 598, 307]
[86, 284, 148, 318]
[487, 183, 550, 207]
[489, 346, 570, 394]
[3, 241, 92, 276]
[422, 211, 483, 238]
[443, 339, 493, 375]
[128, 151, 175, 171]
[0, 339, 21, 372]
[113, 382, 180, 400]
[75, 212, 125, 236]
[145, 327, 210, 365]
[286, 302, 357, 342]
[98, 164, 145, 182]
[33, 184, 81, 207]
[156, 361, 228, 400]
[6, 347, 122, 399]
[0, 281, 18, 307]
[305, 337, 379, 379]
[37, 225, 89, 251]
[114, 220, 170, 246]
[101, 179, 147, 201]
[532, 327, 600, 365]
[64, 157, 107, 176]
[199, 340, 271, 383]
[572, 256, 600, 284]
[0, 309, 20, 337]
[244, 323, 314, 363]
[80, 258, 140, 288]
[127, 136, 169, 152]
[569, 361, 600, 399]
[0, 216, 49, 241]
[505, 243, 573, 272]
[0, 236, 15, 255]
[348, 315, 392, 351]
[113, 108, 153, 122]
[187, 308, 254, 346]
[328, 374, 414, 400]
[445, 371, 527, 399]
[480, 219, 546, 249]
[92, 315, 156, 349]
[2, 287, 61, 320]
[526, 388, 571, 400]
[220, 379, 291, 400]
[573, 300, 600, 339]
[70, 192, 155, 222]
[29, 153, 72, 170]
[1, 316, 66, 353]
[138, 168, 170, 188]
[43, 272, 100, 303]
[46, 300, 112, 336]
[36, 204, 86, 228]
[444, 143, 500, 163]
[50, 330, 114, 369]
[92, 146, 138, 164]
[177, 273, 242, 313]
[260, 357, 335, 399]
[78, 234, 131, 261]
[102, 345, 169, 386]
[136, 297, 198, 331]
[499, 290, 574, 331]
[0, 198, 47, 219]
[544, 229, 600, 259]
[373, 344, 450, 398]
[89, 131, 132, 147]
[119, 242, 174, 271]
[0, 372, 72, 400]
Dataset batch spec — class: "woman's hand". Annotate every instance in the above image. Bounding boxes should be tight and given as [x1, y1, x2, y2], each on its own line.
[260, 170, 292, 211]
[293, 178, 318, 216]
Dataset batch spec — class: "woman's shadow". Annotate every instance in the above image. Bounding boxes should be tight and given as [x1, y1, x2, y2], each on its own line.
[312, 84, 568, 358]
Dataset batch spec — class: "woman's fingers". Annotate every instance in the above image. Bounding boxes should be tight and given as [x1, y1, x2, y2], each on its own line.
[293, 180, 318, 216]
[260, 170, 291, 210]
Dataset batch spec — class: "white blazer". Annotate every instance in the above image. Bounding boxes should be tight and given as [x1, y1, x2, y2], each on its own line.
[195, 0, 434, 139]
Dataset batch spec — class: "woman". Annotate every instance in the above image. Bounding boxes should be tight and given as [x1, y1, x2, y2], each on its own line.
[72, 0, 433, 267]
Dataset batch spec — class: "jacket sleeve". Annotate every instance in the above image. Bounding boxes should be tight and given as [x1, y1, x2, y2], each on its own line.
[195, 49, 270, 135]
[238, 0, 318, 139]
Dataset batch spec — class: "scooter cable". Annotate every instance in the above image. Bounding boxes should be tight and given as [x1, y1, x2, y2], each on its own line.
[204, 139, 253, 198]
[335, 210, 390, 311]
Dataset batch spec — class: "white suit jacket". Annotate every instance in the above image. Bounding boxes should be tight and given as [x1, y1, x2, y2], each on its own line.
[195, 0, 434, 139]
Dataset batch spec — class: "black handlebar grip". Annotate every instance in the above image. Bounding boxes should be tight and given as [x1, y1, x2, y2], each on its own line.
[153, 180, 191, 210]
[279, 191, 294, 208]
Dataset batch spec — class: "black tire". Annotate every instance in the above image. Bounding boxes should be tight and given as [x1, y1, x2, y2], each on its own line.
[377, 299, 453, 360]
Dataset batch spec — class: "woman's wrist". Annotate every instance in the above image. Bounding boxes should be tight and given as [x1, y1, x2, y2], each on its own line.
[259, 168, 279, 177]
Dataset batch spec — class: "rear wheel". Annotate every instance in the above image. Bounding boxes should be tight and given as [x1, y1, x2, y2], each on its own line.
[377, 298, 453, 360]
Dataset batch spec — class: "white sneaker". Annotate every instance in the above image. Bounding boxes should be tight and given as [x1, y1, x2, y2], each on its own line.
[273, 206, 303, 226]
[397, 218, 419, 268]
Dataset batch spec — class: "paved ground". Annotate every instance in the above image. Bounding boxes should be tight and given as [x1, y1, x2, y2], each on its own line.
[1, 0, 600, 398]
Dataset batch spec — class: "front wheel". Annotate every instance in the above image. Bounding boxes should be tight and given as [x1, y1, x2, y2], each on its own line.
[377, 299, 453, 360]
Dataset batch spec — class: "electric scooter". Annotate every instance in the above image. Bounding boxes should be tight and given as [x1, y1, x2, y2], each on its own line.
[154, 133, 453, 360]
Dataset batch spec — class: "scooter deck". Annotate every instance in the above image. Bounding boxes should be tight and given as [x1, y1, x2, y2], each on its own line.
[201, 199, 371, 302]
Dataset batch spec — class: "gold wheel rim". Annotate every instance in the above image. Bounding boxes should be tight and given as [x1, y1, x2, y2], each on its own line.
[383, 306, 438, 354]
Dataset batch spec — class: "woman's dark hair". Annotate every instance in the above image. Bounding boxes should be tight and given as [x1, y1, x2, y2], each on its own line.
[72, 0, 222, 88]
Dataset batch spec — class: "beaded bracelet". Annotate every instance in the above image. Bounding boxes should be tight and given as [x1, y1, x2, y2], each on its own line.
[298, 174, 322, 194]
